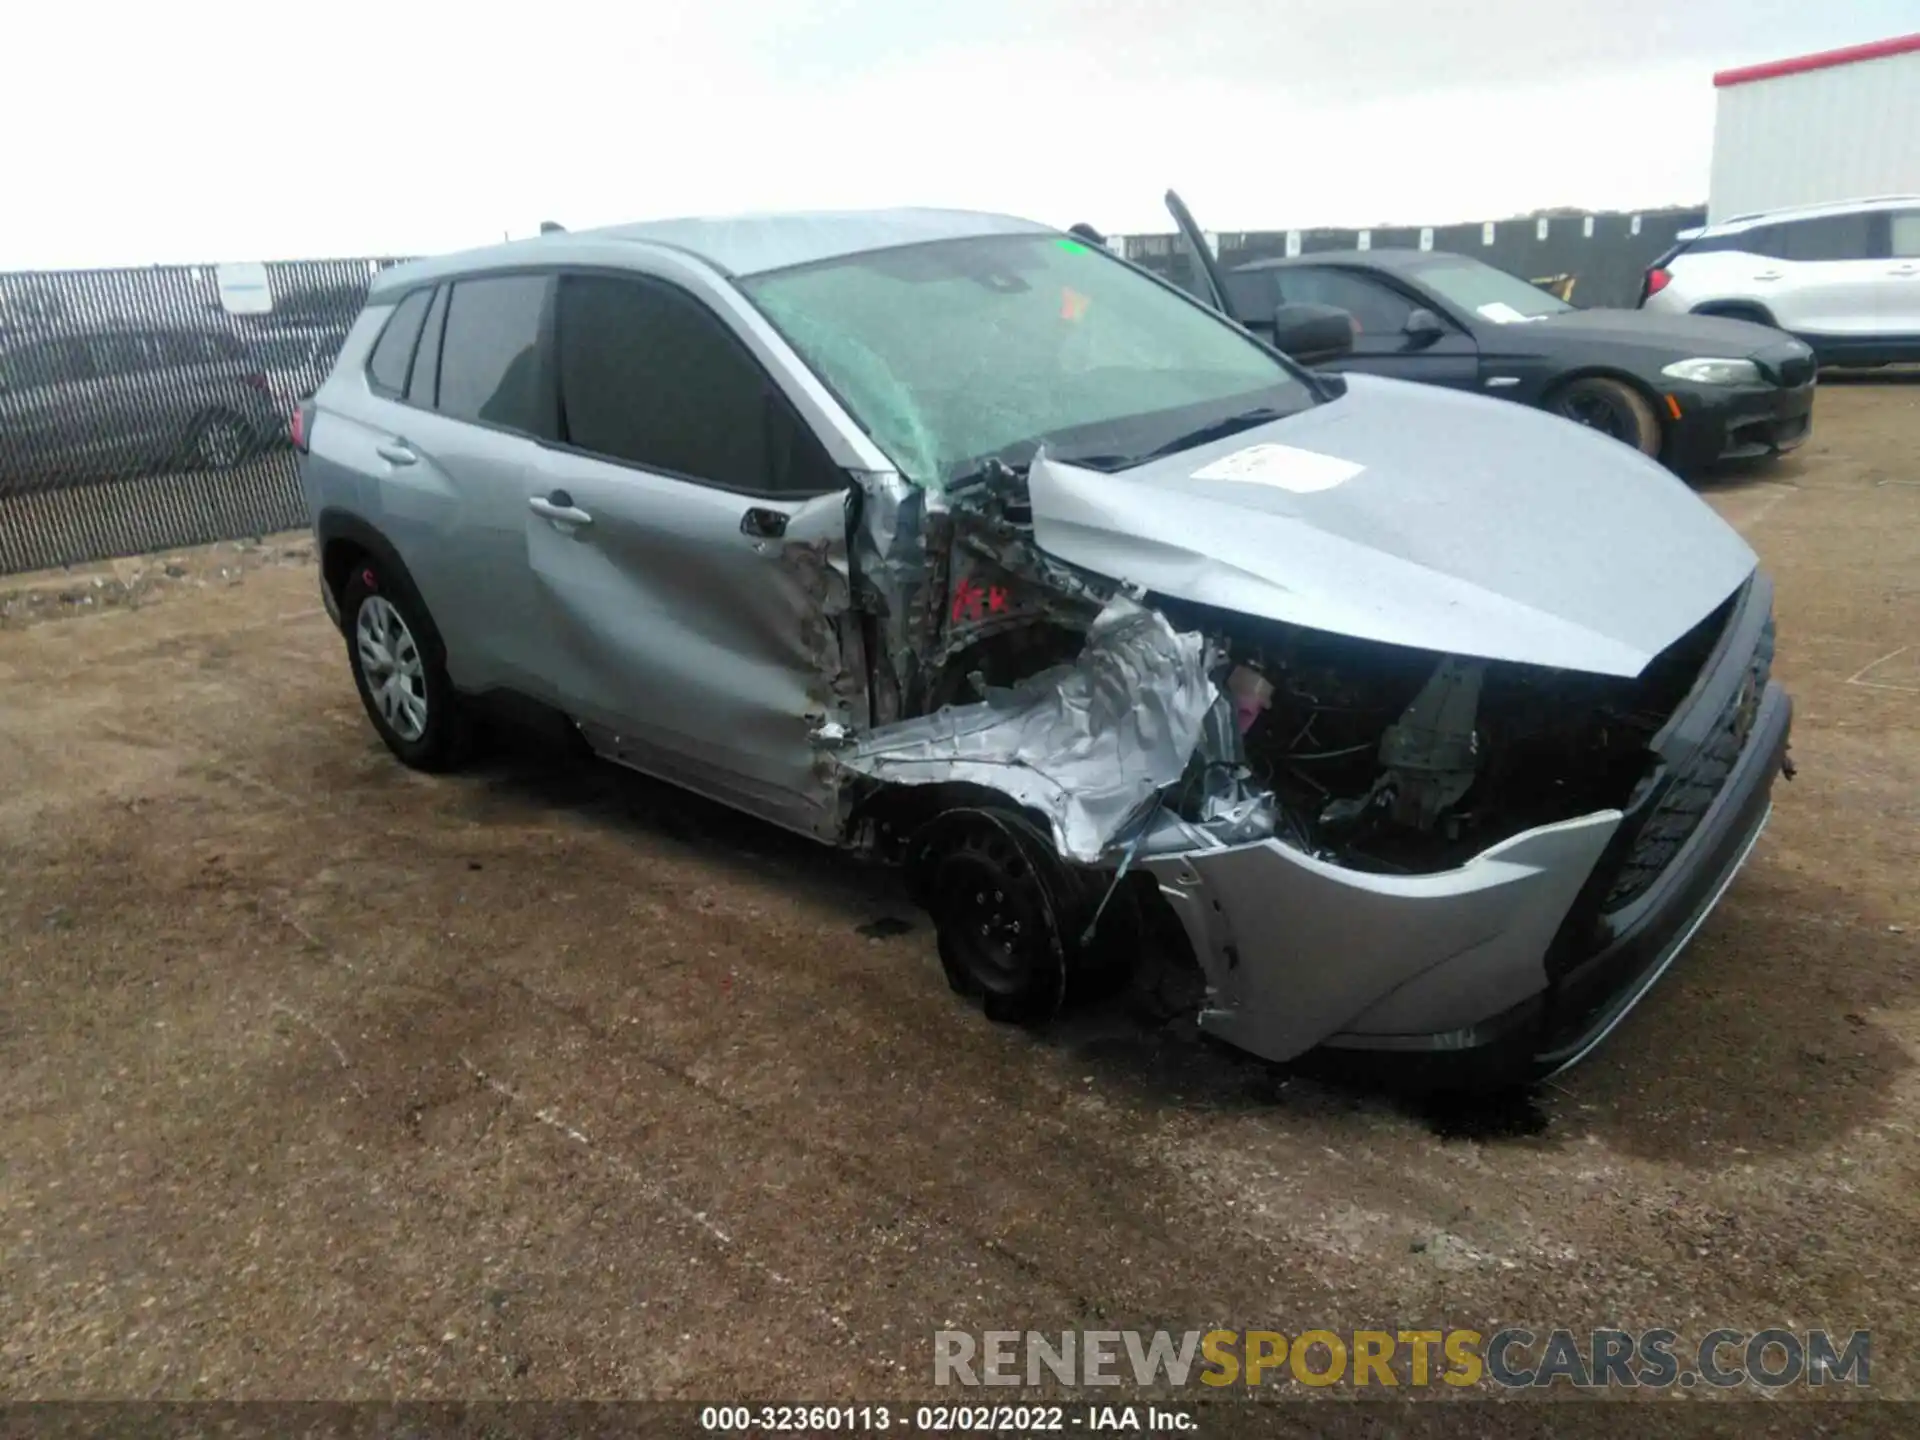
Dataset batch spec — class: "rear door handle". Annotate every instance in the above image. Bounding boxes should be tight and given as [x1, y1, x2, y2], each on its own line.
[1753, 271, 1783, 282]
[1891, 264, 1920, 276]
[375, 441, 418, 466]
[528, 491, 593, 526]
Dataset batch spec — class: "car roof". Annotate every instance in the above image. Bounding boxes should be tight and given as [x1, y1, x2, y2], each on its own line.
[1704, 194, 1920, 232]
[1233, 248, 1469, 274]
[369, 207, 1056, 300]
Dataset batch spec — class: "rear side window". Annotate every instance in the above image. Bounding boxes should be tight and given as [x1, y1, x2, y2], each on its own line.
[554, 273, 836, 494]
[367, 288, 431, 396]
[407, 285, 449, 409]
[1737, 215, 1877, 263]
[437, 276, 552, 434]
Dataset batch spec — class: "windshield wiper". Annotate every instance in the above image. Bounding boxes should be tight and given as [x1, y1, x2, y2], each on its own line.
[1140, 405, 1285, 463]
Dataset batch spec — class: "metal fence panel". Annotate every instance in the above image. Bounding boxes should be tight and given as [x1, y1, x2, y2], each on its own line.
[1128, 206, 1707, 309]
[1, 258, 403, 576]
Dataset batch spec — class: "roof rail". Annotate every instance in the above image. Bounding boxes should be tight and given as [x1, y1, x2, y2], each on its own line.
[1720, 194, 1920, 225]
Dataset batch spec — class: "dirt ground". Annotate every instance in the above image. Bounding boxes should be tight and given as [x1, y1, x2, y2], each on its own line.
[2, 380, 1916, 1417]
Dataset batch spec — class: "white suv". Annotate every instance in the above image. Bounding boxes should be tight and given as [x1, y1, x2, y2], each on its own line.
[1639, 196, 1920, 366]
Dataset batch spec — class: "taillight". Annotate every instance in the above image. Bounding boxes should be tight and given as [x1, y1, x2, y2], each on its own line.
[1643, 267, 1672, 299]
[291, 401, 314, 454]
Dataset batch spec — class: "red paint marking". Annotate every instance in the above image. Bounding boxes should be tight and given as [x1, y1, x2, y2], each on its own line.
[988, 586, 1008, 614]
[1714, 31, 1920, 87]
[951, 578, 984, 623]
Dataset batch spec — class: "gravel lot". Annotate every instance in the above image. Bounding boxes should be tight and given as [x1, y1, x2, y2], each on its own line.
[2, 380, 1916, 1420]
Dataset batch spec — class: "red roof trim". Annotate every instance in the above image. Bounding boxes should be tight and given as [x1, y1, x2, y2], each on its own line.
[1715, 32, 1920, 87]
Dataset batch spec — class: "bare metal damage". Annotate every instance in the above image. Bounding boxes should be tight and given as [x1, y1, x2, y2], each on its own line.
[833, 593, 1216, 864]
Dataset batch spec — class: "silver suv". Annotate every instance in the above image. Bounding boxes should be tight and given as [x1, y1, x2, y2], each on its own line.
[1639, 195, 1920, 365]
[0, 321, 283, 494]
[299, 210, 1793, 1086]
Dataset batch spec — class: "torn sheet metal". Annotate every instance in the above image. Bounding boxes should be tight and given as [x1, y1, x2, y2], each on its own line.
[1026, 373, 1757, 678]
[835, 594, 1216, 863]
[1141, 809, 1622, 1063]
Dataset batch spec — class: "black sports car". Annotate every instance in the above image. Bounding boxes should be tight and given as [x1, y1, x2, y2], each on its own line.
[1161, 192, 1817, 474]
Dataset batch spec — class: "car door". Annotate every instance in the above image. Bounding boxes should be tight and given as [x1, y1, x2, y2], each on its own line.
[0, 337, 92, 486]
[1749, 212, 1884, 336]
[1274, 267, 1481, 389]
[88, 331, 175, 471]
[527, 268, 855, 839]
[355, 276, 554, 699]
[1878, 208, 1920, 338]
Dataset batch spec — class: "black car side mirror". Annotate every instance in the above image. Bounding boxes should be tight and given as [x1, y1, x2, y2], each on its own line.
[1268, 302, 1355, 365]
[1404, 308, 1446, 345]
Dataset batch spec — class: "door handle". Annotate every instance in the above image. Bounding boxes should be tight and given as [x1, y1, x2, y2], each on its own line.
[1753, 271, 1783, 282]
[1891, 264, 1919, 276]
[375, 440, 418, 465]
[740, 507, 789, 540]
[528, 490, 593, 526]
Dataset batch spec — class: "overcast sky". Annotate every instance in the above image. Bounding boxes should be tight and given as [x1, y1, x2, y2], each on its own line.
[6, 0, 1918, 269]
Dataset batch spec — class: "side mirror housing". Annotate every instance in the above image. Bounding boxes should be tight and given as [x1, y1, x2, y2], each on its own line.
[1403, 307, 1446, 344]
[1267, 302, 1355, 365]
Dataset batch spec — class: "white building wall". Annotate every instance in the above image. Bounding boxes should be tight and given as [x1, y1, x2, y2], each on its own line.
[1708, 49, 1920, 222]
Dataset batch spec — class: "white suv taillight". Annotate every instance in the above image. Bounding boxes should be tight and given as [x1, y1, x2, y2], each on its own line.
[1645, 267, 1672, 298]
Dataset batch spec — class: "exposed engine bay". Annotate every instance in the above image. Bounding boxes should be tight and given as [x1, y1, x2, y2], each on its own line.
[1153, 591, 1731, 874]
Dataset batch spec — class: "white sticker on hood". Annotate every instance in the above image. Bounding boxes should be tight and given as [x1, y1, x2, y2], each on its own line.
[1190, 443, 1364, 494]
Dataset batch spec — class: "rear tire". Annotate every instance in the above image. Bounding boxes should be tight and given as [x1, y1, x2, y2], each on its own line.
[188, 410, 253, 470]
[341, 564, 470, 772]
[1550, 377, 1662, 457]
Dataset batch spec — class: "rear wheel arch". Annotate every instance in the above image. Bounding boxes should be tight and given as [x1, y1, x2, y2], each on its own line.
[316, 512, 444, 657]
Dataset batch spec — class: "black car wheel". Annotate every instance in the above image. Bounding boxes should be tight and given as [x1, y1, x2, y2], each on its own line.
[189, 411, 253, 470]
[341, 563, 470, 772]
[1551, 377, 1662, 458]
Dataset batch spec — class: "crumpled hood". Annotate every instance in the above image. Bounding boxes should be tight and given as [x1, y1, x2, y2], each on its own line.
[1028, 374, 1757, 677]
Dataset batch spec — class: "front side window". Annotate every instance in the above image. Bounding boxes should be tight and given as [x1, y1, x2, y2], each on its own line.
[366, 288, 432, 396]
[1402, 256, 1570, 324]
[436, 276, 551, 434]
[1275, 269, 1421, 338]
[738, 233, 1314, 488]
[85, 333, 156, 377]
[554, 273, 833, 493]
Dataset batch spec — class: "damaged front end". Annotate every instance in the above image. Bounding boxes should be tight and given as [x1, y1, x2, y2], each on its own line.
[811, 443, 1791, 1085]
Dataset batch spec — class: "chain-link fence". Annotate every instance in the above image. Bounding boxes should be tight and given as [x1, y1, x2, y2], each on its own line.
[0, 259, 405, 576]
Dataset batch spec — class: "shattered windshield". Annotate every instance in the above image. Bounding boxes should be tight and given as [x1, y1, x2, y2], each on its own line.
[739, 233, 1315, 488]
[1411, 257, 1573, 323]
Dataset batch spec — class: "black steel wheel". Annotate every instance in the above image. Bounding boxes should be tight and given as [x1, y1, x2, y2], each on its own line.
[1550, 376, 1662, 457]
[915, 810, 1073, 1026]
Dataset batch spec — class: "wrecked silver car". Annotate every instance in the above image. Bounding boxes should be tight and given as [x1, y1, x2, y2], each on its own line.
[300, 207, 1793, 1086]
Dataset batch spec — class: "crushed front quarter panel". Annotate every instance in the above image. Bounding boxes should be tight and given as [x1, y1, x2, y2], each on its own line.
[1140, 810, 1622, 1064]
[833, 594, 1216, 863]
